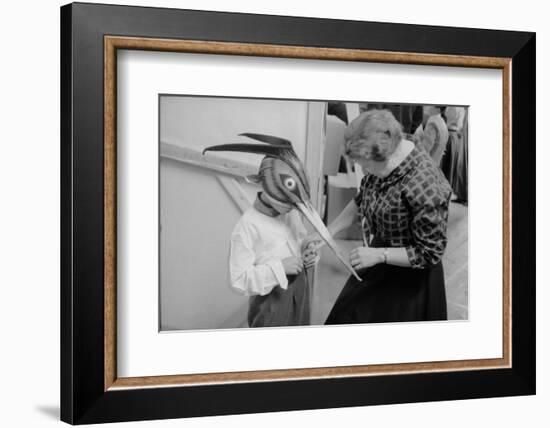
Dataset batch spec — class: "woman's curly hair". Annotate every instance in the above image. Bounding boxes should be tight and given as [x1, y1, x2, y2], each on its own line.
[344, 109, 403, 162]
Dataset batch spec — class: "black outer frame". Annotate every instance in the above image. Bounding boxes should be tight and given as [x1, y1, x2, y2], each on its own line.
[60, 2, 535, 425]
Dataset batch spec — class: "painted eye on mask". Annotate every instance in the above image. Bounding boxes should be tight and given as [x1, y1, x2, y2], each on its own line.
[279, 174, 302, 200]
[283, 176, 296, 191]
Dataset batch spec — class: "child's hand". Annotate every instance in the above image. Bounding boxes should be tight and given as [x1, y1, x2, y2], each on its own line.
[302, 244, 320, 269]
[302, 233, 324, 253]
[282, 257, 303, 275]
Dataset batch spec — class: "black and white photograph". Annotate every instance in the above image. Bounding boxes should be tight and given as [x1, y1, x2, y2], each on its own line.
[159, 96, 469, 331]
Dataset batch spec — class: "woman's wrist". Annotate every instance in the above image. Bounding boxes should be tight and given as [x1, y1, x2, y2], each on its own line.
[378, 248, 388, 264]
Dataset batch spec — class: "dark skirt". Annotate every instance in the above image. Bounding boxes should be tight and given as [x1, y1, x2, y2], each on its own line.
[248, 273, 310, 327]
[325, 262, 447, 325]
[441, 131, 467, 202]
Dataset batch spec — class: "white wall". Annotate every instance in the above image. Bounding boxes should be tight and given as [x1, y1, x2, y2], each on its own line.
[161, 96, 308, 162]
[160, 159, 248, 330]
[0, 1, 547, 428]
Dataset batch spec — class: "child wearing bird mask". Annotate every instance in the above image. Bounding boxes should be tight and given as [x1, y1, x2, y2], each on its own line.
[203, 133, 358, 328]
[228, 160, 319, 327]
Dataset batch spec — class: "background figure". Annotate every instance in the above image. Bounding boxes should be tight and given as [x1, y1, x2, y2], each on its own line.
[414, 105, 449, 166]
[361, 103, 422, 135]
[410, 105, 424, 135]
[327, 102, 350, 175]
[441, 107, 468, 203]
[328, 102, 349, 125]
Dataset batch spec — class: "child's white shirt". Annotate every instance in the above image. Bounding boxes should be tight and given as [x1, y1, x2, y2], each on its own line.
[229, 207, 307, 297]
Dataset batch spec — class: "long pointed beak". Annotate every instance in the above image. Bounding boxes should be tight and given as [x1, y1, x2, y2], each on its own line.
[295, 202, 361, 281]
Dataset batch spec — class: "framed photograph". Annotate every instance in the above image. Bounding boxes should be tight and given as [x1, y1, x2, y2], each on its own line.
[60, 2, 535, 424]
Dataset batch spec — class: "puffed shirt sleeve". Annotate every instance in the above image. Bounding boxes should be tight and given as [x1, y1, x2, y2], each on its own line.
[229, 223, 288, 297]
[404, 174, 451, 269]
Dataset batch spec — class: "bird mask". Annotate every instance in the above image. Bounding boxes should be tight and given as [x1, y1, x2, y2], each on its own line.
[203, 133, 360, 280]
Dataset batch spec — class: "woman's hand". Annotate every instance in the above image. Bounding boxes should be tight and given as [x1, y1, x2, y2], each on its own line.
[349, 247, 382, 270]
[302, 244, 320, 269]
[282, 257, 303, 275]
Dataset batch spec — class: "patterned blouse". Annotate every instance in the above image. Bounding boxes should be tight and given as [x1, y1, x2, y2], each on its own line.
[354, 146, 452, 269]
